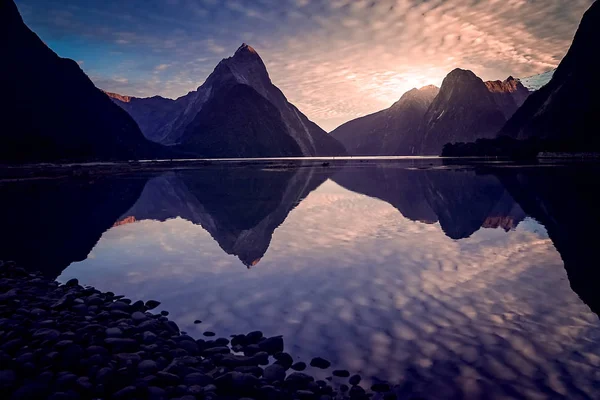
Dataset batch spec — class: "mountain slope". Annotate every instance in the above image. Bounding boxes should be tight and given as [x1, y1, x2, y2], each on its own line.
[419, 69, 509, 155]
[107, 44, 345, 157]
[0, 0, 161, 163]
[330, 86, 439, 155]
[500, 1, 600, 149]
[484, 76, 530, 119]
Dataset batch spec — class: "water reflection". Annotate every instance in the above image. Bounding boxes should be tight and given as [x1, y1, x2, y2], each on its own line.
[1, 161, 600, 398]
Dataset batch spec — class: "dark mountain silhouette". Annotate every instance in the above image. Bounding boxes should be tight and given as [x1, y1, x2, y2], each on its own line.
[420, 69, 510, 155]
[0, 175, 148, 278]
[500, 1, 600, 150]
[494, 165, 600, 316]
[333, 164, 525, 239]
[115, 164, 332, 267]
[107, 44, 345, 158]
[330, 86, 439, 155]
[333, 165, 439, 224]
[0, 0, 163, 163]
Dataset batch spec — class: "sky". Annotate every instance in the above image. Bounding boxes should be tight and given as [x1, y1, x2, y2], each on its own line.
[17, 0, 594, 131]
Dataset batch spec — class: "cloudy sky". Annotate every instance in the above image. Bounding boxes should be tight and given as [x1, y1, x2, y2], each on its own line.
[18, 0, 593, 131]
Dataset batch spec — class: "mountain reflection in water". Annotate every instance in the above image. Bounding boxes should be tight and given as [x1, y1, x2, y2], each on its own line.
[1, 160, 599, 398]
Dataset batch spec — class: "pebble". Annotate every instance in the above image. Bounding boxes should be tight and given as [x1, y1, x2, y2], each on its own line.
[145, 300, 161, 310]
[0, 263, 387, 400]
[310, 357, 331, 369]
[263, 364, 286, 382]
[333, 369, 350, 377]
[349, 374, 362, 386]
[291, 362, 307, 371]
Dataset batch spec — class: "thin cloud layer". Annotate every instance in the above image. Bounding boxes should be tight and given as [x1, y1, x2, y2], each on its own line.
[19, 0, 594, 130]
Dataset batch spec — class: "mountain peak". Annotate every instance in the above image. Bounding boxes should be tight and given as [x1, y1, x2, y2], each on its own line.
[235, 43, 259, 56]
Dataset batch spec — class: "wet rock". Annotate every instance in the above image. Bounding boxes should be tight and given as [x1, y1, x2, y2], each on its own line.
[310, 357, 331, 369]
[285, 372, 315, 390]
[131, 311, 148, 322]
[246, 331, 263, 344]
[291, 362, 307, 371]
[32, 328, 61, 341]
[113, 385, 137, 399]
[258, 336, 283, 354]
[371, 382, 391, 392]
[273, 352, 294, 369]
[203, 331, 216, 337]
[65, 278, 79, 287]
[193, 320, 201, 324]
[349, 374, 362, 386]
[105, 327, 123, 337]
[333, 369, 350, 378]
[263, 364, 286, 382]
[138, 359, 158, 375]
[0, 369, 16, 388]
[183, 372, 213, 387]
[145, 300, 161, 310]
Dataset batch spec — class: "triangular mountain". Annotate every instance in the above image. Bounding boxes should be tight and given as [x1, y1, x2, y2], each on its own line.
[114, 164, 331, 267]
[107, 44, 346, 158]
[500, 1, 600, 150]
[419, 69, 516, 155]
[0, 0, 161, 163]
[330, 85, 439, 155]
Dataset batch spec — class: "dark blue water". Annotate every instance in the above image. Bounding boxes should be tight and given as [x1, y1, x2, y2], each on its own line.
[2, 160, 600, 399]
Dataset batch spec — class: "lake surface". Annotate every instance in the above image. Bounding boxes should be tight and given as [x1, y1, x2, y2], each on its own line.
[2, 159, 600, 399]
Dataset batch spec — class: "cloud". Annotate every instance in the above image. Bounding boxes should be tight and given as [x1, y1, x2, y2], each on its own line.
[20, 0, 594, 131]
[154, 63, 170, 71]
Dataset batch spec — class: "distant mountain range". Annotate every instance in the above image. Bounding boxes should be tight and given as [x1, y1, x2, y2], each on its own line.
[330, 86, 439, 155]
[1, 0, 596, 162]
[332, 71, 531, 156]
[105, 44, 346, 158]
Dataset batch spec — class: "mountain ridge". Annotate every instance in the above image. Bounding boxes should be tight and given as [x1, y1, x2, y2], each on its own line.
[107, 43, 346, 157]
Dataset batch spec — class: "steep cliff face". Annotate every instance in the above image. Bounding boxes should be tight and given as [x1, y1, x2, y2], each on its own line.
[108, 44, 345, 157]
[500, 1, 600, 149]
[419, 69, 508, 155]
[330, 86, 439, 155]
[0, 0, 162, 163]
[484, 77, 530, 119]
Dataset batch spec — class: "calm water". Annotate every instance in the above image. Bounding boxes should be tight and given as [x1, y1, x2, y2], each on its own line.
[2, 160, 600, 399]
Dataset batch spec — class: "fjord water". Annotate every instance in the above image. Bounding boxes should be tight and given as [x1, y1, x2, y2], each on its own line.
[2, 160, 600, 399]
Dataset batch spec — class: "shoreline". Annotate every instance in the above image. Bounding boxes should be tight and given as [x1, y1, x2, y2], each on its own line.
[0, 261, 394, 400]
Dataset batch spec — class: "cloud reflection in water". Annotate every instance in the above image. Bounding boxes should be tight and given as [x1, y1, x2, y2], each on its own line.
[61, 179, 600, 398]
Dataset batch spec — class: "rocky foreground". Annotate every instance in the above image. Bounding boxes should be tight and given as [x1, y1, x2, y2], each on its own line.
[0, 262, 397, 400]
